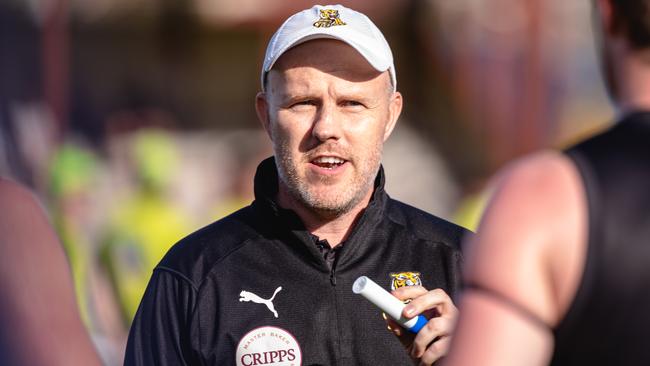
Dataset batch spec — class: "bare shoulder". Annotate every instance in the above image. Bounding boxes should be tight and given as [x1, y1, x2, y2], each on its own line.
[0, 178, 60, 271]
[465, 150, 587, 325]
[491, 151, 580, 207]
[0, 178, 45, 219]
[0, 179, 102, 365]
[0, 178, 51, 248]
[0, 177, 35, 205]
[483, 151, 584, 238]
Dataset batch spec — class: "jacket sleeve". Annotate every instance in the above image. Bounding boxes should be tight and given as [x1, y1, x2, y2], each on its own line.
[124, 268, 199, 366]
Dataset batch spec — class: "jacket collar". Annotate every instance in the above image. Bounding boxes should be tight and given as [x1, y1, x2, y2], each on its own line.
[251, 156, 389, 268]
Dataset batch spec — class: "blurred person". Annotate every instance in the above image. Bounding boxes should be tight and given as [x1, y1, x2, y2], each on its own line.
[101, 128, 194, 326]
[382, 123, 462, 220]
[211, 130, 272, 220]
[451, 181, 491, 232]
[0, 178, 101, 365]
[125, 5, 468, 365]
[49, 141, 99, 325]
[440, 0, 650, 365]
[49, 141, 126, 365]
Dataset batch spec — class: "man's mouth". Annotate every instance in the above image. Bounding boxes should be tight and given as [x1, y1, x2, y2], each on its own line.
[311, 156, 347, 170]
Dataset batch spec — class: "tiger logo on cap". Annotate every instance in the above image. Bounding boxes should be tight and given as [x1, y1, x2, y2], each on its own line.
[390, 272, 422, 291]
[313, 9, 346, 28]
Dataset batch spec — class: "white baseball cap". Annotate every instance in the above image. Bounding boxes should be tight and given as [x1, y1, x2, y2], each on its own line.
[261, 4, 396, 92]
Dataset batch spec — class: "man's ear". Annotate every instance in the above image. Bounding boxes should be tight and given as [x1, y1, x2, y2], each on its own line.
[255, 92, 273, 141]
[383, 91, 403, 142]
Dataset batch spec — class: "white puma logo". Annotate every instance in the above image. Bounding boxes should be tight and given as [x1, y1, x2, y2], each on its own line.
[239, 286, 283, 318]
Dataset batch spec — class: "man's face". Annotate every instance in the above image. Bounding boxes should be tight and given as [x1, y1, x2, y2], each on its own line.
[256, 39, 402, 217]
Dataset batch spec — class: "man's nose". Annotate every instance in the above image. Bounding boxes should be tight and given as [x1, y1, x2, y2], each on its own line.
[311, 103, 342, 142]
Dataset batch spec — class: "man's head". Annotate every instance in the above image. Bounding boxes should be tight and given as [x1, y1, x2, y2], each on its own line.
[255, 5, 402, 219]
[607, 0, 650, 50]
[594, 0, 650, 103]
[259, 5, 396, 93]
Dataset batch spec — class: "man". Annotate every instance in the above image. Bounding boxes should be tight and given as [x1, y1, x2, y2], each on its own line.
[442, 0, 650, 365]
[125, 5, 467, 365]
[0, 178, 101, 365]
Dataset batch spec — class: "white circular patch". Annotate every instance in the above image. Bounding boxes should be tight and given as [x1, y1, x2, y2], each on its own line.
[236, 326, 302, 366]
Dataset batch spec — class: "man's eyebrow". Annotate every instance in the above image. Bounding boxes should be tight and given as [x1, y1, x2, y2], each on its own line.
[273, 92, 318, 106]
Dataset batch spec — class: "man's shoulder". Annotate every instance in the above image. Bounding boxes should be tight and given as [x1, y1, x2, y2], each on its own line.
[386, 198, 470, 250]
[156, 205, 262, 287]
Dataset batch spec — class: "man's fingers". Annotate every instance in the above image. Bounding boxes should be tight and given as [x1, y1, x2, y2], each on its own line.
[387, 287, 458, 364]
[391, 285, 428, 301]
[402, 288, 457, 319]
[410, 316, 454, 358]
[384, 314, 414, 346]
[418, 336, 451, 366]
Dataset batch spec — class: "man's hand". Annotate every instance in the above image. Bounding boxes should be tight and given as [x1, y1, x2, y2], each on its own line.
[385, 286, 458, 365]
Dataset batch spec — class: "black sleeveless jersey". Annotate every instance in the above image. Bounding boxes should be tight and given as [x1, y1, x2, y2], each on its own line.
[551, 111, 650, 365]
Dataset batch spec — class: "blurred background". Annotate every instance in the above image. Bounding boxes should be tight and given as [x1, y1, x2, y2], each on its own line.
[0, 0, 612, 363]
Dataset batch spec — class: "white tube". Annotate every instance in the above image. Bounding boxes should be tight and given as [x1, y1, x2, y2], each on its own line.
[352, 276, 427, 333]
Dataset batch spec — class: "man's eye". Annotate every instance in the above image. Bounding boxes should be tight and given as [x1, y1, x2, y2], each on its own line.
[342, 100, 364, 108]
[292, 100, 316, 108]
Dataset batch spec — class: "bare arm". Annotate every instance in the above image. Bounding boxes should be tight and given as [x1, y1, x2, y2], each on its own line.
[442, 151, 588, 366]
[0, 179, 101, 366]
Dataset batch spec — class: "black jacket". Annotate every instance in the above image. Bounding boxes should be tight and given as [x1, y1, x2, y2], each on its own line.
[125, 157, 468, 366]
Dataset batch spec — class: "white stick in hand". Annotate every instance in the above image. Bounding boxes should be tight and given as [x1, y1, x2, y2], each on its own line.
[352, 276, 427, 333]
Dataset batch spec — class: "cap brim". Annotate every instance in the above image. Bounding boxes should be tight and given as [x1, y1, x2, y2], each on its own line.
[262, 32, 395, 92]
[264, 33, 391, 73]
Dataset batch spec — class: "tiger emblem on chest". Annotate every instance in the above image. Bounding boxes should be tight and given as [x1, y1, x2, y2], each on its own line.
[390, 271, 422, 291]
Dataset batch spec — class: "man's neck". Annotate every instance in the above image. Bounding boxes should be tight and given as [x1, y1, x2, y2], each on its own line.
[613, 47, 650, 115]
[276, 184, 373, 248]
